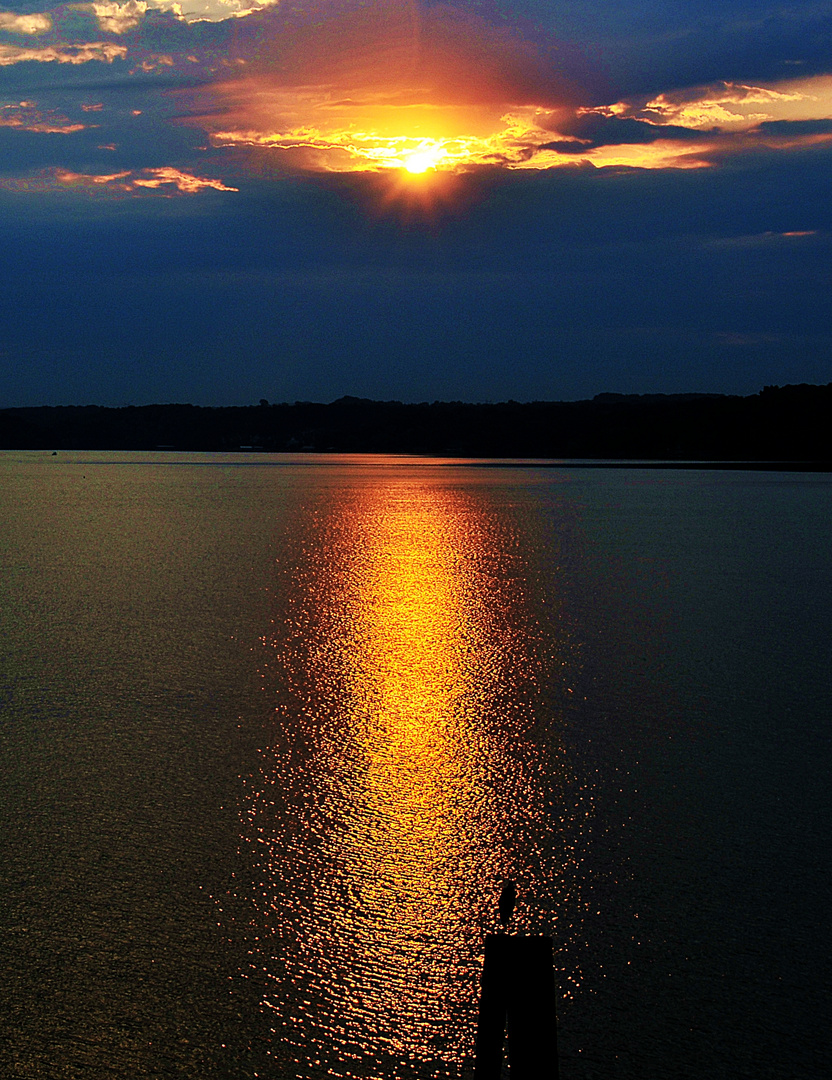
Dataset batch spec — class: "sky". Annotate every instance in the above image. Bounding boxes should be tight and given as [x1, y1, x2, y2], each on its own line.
[1, 0, 831, 405]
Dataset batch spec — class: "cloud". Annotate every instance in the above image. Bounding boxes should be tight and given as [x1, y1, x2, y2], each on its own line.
[69, 0, 277, 31]
[545, 115, 709, 150]
[0, 3, 829, 192]
[0, 11, 53, 35]
[519, 74, 832, 167]
[140, 0, 278, 22]
[129, 164, 237, 191]
[177, 0, 584, 172]
[0, 2, 831, 409]
[0, 40, 127, 66]
[167, 7, 832, 174]
[0, 3, 829, 179]
[703, 229, 822, 250]
[638, 78, 832, 129]
[559, 2, 832, 98]
[80, 2, 150, 35]
[3, 136, 832, 405]
[0, 101, 85, 132]
[1, 163, 237, 193]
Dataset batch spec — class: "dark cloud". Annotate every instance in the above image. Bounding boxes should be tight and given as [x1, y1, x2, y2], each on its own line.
[456, 2, 832, 96]
[2, 141, 831, 405]
[540, 114, 711, 154]
[756, 117, 832, 136]
[1, 1, 831, 404]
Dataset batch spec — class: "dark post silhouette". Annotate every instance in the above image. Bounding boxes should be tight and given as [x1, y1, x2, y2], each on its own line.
[505, 936, 558, 1078]
[474, 934, 511, 1078]
[473, 887, 558, 1079]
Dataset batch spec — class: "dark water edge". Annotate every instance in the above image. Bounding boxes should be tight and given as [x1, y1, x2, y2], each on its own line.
[1, 458, 830, 1080]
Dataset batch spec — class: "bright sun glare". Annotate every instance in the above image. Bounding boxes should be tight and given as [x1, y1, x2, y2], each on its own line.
[403, 142, 446, 174]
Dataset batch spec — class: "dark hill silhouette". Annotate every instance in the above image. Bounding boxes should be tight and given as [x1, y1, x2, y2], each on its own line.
[1, 383, 830, 464]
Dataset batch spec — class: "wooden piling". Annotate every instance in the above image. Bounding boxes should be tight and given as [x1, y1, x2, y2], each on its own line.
[473, 934, 558, 1080]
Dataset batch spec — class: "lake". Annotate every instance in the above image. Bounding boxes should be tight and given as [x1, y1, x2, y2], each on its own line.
[1, 452, 830, 1079]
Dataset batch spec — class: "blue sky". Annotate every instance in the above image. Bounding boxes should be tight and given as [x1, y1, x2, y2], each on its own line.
[1, 1, 831, 404]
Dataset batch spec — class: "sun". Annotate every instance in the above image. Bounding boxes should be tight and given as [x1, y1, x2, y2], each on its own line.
[402, 142, 446, 174]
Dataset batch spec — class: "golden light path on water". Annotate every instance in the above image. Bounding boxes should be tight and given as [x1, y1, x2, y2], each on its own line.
[234, 470, 592, 1078]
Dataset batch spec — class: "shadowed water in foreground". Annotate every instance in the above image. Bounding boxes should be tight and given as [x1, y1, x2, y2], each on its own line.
[1, 453, 830, 1079]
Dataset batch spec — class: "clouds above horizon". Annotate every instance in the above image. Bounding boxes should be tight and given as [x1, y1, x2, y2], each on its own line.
[0, 0, 831, 186]
[1, 1, 831, 404]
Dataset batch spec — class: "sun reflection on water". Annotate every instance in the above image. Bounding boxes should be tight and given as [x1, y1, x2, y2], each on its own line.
[236, 473, 589, 1078]
[318, 493, 500, 1046]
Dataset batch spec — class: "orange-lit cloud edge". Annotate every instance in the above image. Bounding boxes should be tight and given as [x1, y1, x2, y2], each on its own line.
[194, 74, 832, 176]
[3, 166, 238, 195]
[2, 1, 832, 196]
[180, 2, 832, 177]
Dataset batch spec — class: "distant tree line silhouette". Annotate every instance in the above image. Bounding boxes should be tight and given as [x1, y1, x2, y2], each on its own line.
[1, 383, 830, 462]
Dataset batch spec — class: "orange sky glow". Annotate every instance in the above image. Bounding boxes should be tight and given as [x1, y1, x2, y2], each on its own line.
[196, 74, 832, 176]
[185, 1, 832, 177]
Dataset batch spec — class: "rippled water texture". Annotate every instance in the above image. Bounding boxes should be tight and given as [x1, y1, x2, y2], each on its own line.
[240, 474, 586, 1078]
[1, 454, 831, 1080]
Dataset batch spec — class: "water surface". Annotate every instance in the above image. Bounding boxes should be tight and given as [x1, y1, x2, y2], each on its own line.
[1, 453, 830, 1079]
